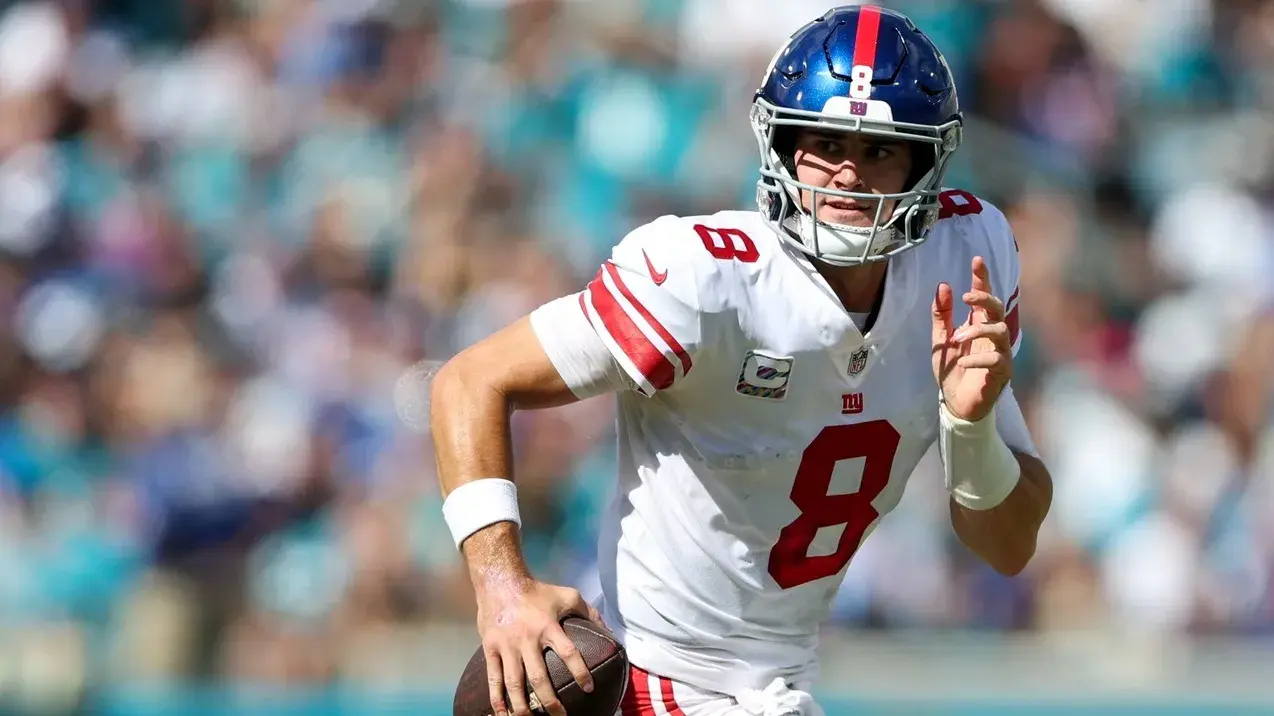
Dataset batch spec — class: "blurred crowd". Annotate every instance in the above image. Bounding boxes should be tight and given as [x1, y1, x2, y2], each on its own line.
[0, 0, 1273, 707]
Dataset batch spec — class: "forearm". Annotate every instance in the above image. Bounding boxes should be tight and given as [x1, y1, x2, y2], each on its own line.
[430, 357, 527, 588]
[430, 316, 591, 590]
[950, 452, 1052, 575]
[431, 356, 516, 499]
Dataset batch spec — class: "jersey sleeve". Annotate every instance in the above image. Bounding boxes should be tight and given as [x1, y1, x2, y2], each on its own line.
[577, 216, 705, 397]
[529, 294, 636, 399]
[975, 201, 1024, 356]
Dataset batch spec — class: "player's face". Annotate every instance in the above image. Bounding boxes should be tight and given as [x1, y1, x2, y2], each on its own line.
[792, 130, 913, 228]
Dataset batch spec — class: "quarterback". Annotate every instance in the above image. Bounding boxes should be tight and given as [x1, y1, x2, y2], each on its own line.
[431, 5, 1053, 716]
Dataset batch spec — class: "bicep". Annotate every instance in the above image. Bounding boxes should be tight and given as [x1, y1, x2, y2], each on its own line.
[441, 295, 629, 413]
[434, 315, 579, 413]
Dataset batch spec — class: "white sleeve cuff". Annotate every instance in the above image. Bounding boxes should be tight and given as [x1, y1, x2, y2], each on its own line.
[530, 294, 634, 399]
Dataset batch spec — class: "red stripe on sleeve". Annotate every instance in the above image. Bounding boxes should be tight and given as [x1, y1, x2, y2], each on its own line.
[853, 5, 883, 71]
[1007, 285, 1020, 310]
[587, 270, 676, 390]
[603, 261, 693, 378]
[578, 291, 591, 325]
[1006, 304, 1021, 347]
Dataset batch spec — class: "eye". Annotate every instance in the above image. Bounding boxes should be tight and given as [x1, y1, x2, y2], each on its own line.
[814, 138, 843, 154]
[864, 144, 895, 160]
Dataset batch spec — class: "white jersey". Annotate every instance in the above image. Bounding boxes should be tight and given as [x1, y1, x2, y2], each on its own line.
[530, 191, 1031, 697]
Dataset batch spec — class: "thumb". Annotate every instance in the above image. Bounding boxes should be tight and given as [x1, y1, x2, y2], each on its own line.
[931, 282, 954, 341]
[557, 588, 593, 620]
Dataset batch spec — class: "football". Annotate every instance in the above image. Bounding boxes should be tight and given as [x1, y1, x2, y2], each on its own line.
[453, 617, 629, 716]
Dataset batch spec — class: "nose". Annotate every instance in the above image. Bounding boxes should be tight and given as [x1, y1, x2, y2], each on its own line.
[830, 159, 863, 192]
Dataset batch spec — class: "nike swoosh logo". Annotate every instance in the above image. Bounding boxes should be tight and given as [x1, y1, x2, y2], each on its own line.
[642, 250, 668, 285]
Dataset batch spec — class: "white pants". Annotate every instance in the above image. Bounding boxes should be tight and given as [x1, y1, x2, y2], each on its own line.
[615, 663, 824, 716]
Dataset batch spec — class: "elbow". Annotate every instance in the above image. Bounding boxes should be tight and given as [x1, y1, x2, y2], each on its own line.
[429, 358, 462, 413]
[990, 552, 1032, 577]
[988, 456, 1053, 577]
[429, 355, 493, 426]
[987, 536, 1038, 577]
[428, 360, 455, 437]
[428, 358, 459, 423]
[429, 352, 516, 426]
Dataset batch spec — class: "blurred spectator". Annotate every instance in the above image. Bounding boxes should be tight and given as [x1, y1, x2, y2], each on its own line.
[0, 0, 1270, 710]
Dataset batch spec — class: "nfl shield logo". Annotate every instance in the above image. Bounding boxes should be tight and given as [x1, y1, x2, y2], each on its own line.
[848, 346, 869, 376]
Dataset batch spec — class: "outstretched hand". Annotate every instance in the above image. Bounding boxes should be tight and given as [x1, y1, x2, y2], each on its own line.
[931, 256, 1012, 422]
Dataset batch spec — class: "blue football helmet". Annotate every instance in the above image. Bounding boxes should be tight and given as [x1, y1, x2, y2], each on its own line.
[751, 5, 963, 266]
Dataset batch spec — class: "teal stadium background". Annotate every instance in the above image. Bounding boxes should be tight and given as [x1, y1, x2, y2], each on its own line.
[1, 0, 1274, 713]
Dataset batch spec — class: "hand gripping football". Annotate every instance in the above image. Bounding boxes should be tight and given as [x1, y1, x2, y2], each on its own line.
[453, 617, 629, 716]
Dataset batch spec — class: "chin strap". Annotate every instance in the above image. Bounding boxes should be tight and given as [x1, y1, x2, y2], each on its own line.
[792, 210, 900, 265]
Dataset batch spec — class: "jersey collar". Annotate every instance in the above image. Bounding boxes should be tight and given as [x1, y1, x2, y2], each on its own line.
[781, 238, 920, 384]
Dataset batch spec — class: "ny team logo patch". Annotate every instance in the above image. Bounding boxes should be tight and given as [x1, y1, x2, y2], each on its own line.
[736, 350, 793, 400]
[841, 392, 864, 415]
[848, 346, 869, 377]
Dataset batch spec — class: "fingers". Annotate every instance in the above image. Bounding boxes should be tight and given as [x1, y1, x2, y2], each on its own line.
[522, 641, 566, 716]
[952, 321, 1011, 354]
[551, 588, 596, 691]
[931, 282, 954, 338]
[482, 585, 596, 716]
[956, 351, 1011, 371]
[486, 646, 510, 716]
[558, 588, 591, 621]
[971, 256, 993, 295]
[563, 586, 606, 624]
[962, 290, 1005, 323]
[501, 647, 532, 716]
[545, 627, 595, 694]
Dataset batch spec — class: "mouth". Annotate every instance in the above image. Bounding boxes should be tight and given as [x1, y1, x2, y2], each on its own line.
[823, 199, 874, 212]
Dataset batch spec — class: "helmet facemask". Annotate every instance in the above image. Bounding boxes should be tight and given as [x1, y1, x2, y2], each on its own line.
[751, 98, 962, 267]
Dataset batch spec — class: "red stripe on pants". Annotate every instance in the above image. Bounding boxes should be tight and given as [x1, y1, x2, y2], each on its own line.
[619, 664, 686, 716]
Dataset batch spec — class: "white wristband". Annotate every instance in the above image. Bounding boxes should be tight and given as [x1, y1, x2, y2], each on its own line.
[938, 399, 1021, 511]
[442, 478, 522, 549]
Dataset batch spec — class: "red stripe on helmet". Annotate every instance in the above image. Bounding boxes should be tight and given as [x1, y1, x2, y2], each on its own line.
[853, 5, 883, 72]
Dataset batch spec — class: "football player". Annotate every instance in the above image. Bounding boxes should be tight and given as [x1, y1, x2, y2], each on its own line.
[431, 6, 1053, 716]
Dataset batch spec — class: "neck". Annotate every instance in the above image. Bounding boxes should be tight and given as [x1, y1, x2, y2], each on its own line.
[816, 260, 888, 314]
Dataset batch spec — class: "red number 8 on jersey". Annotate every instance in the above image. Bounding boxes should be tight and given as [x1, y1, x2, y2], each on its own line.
[695, 225, 760, 263]
[768, 421, 901, 589]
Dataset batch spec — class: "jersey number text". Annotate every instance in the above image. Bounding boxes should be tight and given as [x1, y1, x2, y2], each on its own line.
[937, 189, 983, 220]
[694, 225, 760, 263]
[767, 421, 901, 589]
